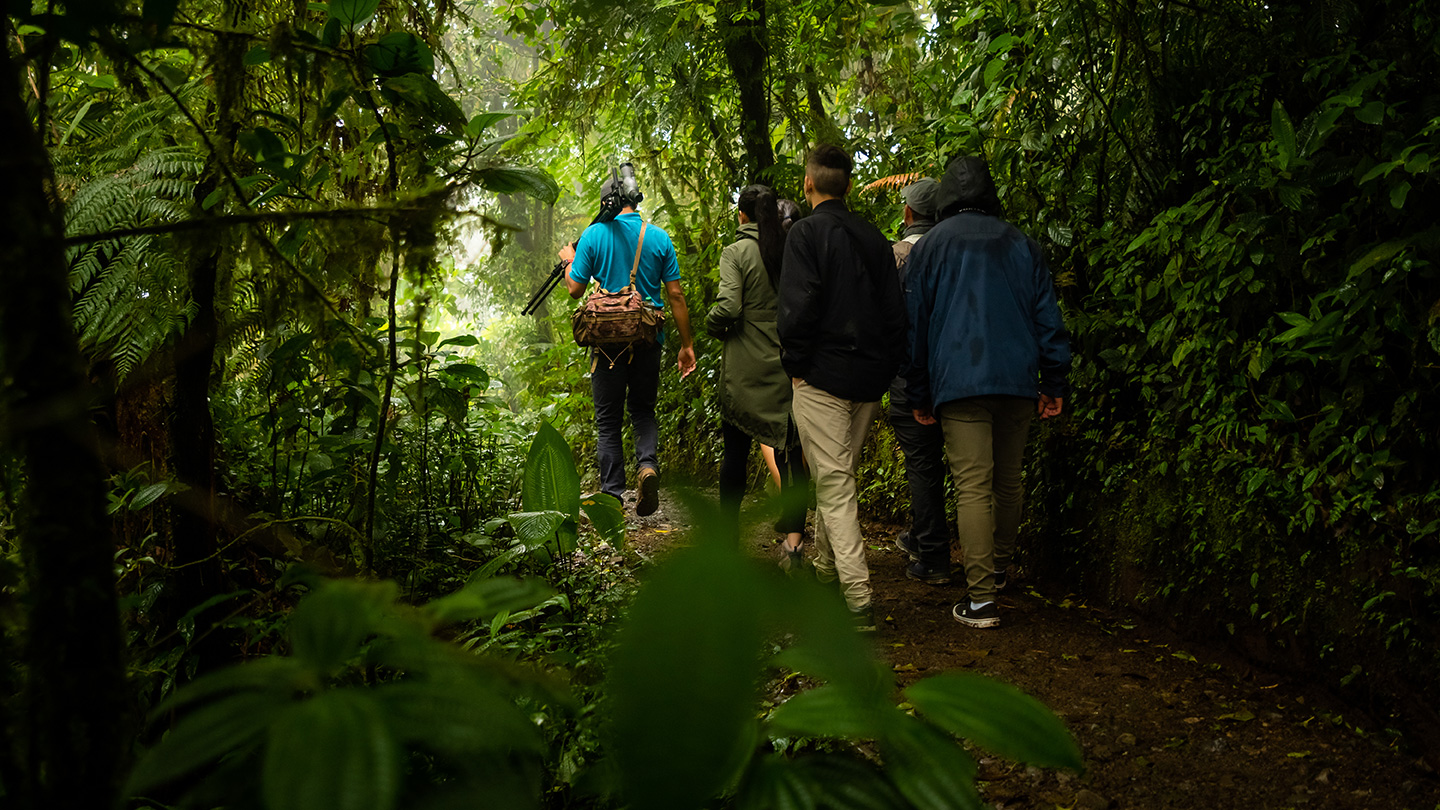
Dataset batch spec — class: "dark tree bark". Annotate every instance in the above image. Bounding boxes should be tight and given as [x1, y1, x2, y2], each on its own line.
[167, 217, 227, 625]
[0, 20, 126, 810]
[161, 21, 244, 653]
[717, 0, 775, 181]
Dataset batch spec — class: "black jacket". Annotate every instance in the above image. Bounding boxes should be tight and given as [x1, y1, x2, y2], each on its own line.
[777, 199, 906, 402]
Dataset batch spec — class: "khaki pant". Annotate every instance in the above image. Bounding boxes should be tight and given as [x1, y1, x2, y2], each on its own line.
[791, 381, 880, 610]
[940, 397, 1034, 604]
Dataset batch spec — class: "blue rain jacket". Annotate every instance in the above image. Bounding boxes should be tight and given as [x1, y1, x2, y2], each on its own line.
[904, 212, 1071, 409]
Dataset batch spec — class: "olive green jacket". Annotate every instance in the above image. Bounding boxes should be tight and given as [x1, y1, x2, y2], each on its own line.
[705, 224, 796, 448]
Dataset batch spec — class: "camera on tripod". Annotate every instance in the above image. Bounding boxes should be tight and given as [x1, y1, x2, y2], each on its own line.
[521, 163, 643, 316]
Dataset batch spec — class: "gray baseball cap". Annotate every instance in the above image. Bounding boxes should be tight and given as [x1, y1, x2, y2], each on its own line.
[901, 178, 940, 220]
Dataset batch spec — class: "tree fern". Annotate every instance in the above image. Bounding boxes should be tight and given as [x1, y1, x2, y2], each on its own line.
[65, 145, 206, 381]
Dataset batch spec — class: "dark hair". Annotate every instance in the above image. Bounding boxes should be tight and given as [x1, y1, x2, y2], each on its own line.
[738, 184, 785, 289]
[777, 198, 801, 232]
[805, 144, 852, 198]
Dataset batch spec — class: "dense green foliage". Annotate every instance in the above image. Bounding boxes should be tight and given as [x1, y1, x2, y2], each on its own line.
[2, 0, 1439, 805]
[496, 0, 1440, 732]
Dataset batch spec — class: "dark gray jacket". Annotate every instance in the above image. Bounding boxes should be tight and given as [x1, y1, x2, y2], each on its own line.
[778, 199, 906, 402]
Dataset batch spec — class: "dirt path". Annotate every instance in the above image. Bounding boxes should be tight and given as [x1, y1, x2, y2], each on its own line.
[622, 494, 1440, 810]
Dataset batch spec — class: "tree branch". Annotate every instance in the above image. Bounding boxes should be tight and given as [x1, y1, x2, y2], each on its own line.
[63, 205, 423, 245]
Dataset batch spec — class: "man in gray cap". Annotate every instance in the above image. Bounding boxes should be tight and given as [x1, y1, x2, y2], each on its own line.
[905, 156, 1071, 629]
[889, 179, 953, 584]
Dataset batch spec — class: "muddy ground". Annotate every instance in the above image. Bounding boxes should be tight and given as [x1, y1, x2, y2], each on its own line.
[617, 491, 1440, 810]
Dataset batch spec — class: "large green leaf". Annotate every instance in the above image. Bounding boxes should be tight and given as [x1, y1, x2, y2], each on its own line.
[580, 492, 626, 548]
[152, 656, 308, 717]
[372, 679, 543, 759]
[424, 576, 555, 625]
[767, 684, 903, 739]
[128, 689, 290, 796]
[327, 0, 379, 30]
[734, 754, 816, 810]
[263, 690, 400, 810]
[472, 164, 561, 205]
[506, 510, 569, 550]
[364, 31, 434, 77]
[440, 362, 488, 387]
[790, 755, 912, 810]
[607, 542, 768, 810]
[466, 111, 517, 137]
[1271, 100, 1297, 170]
[879, 718, 983, 810]
[904, 671, 1083, 771]
[381, 74, 466, 131]
[521, 422, 580, 517]
[288, 580, 397, 675]
[767, 575, 891, 699]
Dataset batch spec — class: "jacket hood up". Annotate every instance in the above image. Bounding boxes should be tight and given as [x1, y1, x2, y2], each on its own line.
[936, 156, 1000, 217]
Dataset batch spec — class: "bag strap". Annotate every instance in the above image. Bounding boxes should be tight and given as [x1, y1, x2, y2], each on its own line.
[627, 222, 648, 289]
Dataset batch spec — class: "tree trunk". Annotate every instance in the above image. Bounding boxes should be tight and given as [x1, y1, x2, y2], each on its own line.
[717, 0, 775, 181]
[0, 21, 126, 810]
[167, 220, 227, 630]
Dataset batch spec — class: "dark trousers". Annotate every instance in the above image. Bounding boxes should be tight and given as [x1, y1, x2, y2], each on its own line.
[591, 342, 661, 501]
[890, 400, 949, 570]
[719, 419, 808, 539]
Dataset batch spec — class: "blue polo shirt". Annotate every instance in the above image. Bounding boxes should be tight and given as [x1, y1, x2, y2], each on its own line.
[568, 212, 681, 308]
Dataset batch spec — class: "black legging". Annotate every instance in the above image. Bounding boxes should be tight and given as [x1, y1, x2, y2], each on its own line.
[719, 419, 809, 538]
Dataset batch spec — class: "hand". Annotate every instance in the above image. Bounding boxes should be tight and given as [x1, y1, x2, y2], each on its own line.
[791, 377, 804, 388]
[1037, 394, 1064, 419]
[677, 346, 697, 379]
[557, 242, 576, 262]
[913, 407, 937, 426]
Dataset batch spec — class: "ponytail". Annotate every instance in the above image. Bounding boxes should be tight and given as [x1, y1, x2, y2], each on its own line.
[738, 184, 785, 290]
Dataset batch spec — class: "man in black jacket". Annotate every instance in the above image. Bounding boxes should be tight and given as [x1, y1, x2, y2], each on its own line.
[778, 144, 907, 630]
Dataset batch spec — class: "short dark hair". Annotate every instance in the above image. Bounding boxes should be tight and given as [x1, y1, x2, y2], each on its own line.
[806, 144, 852, 198]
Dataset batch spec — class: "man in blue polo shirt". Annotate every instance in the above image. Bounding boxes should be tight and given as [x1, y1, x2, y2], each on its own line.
[559, 170, 697, 516]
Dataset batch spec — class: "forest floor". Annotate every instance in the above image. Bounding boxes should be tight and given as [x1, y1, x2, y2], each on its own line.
[617, 489, 1440, 810]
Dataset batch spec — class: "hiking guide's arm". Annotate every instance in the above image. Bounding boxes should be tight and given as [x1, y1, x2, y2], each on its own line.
[559, 242, 585, 297]
[666, 280, 697, 379]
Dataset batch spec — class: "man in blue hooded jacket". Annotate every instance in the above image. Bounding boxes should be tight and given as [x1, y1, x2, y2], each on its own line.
[904, 156, 1071, 629]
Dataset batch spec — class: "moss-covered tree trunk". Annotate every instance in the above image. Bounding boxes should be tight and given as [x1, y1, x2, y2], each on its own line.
[0, 20, 125, 810]
[717, 0, 774, 182]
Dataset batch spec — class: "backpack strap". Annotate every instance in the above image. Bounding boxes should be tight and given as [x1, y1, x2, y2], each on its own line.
[626, 222, 648, 290]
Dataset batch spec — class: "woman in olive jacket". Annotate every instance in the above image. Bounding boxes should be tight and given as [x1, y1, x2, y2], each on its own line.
[706, 185, 809, 566]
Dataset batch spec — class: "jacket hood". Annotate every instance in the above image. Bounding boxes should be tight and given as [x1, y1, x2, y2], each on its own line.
[936, 156, 1000, 217]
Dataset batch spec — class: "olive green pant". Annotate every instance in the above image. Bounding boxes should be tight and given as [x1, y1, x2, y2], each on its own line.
[791, 380, 880, 610]
[939, 396, 1034, 604]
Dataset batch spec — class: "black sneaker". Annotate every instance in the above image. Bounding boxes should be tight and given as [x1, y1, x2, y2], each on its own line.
[905, 561, 952, 585]
[636, 467, 659, 517]
[850, 604, 877, 633]
[952, 601, 1000, 628]
[895, 531, 919, 562]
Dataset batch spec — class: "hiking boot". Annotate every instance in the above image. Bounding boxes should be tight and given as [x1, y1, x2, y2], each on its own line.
[636, 467, 659, 517]
[895, 531, 919, 562]
[952, 601, 1000, 629]
[905, 561, 952, 585]
[850, 603, 877, 633]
